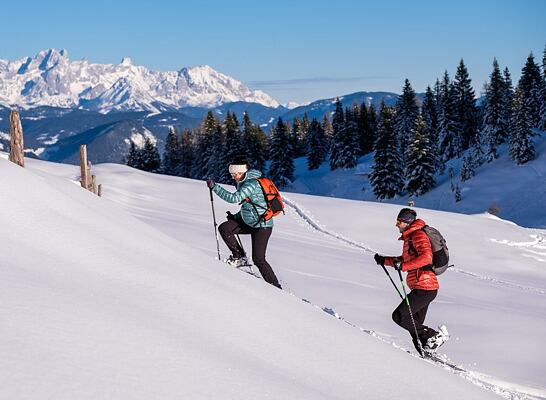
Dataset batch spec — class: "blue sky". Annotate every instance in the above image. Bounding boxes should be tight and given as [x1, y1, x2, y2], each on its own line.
[1, 0, 545, 104]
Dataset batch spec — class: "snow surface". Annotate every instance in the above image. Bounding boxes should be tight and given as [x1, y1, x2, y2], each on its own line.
[1, 154, 545, 399]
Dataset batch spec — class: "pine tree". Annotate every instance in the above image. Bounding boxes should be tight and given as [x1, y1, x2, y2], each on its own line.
[289, 114, 309, 158]
[321, 114, 333, 153]
[329, 98, 346, 170]
[219, 112, 242, 182]
[242, 112, 267, 171]
[438, 71, 461, 160]
[460, 155, 475, 182]
[141, 136, 161, 172]
[502, 67, 514, 136]
[367, 104, 378, 150]
[205, 123, 227, 182]
[290, 117, 301, 158]
[298, 113, 310, 156]
[192, 111, 218, 179]
[405, 114, 436, 196]
[306, 118, 328, 170]
[335, 105, 359, 169]
[453, 183, 462, 202]
[453, 59, 478, 150]
[162, 126, 181, 175]
[126, 141, 142, 169]
[519, 53, 542, 128]
[509, 85, 535, 164]
[178, 129, 194, 178]
[482, 59, 508, 162]
[421, 85, 439, 171]
[539, 44, 546, 130]
[358, 102, 373, 155]
[370, 101, 404, 199]
[268, 117, 295, 188]
[394, 79, 420, 161]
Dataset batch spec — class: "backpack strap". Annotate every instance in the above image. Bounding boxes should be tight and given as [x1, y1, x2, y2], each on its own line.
[408, 232, 418, 257]
[408, 228, 434, 272]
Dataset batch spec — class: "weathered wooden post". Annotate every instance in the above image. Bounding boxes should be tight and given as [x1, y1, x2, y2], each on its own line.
[98, 184, 103, 197]
[91, 175, 97, 194]
[9, 110, 25, 167]
[80, 145, 89, 189]
[87, 161, 92, 190]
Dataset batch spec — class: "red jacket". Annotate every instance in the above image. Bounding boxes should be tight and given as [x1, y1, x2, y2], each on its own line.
[385, 219, 439, 291]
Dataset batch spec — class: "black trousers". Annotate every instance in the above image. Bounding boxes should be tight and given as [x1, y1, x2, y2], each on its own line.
[392, 289, 438, 353]
[218, 218, 281, 289]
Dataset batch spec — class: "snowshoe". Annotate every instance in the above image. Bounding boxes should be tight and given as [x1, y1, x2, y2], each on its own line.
[224, 255, 250, 268]
[424, 325, 449, 353]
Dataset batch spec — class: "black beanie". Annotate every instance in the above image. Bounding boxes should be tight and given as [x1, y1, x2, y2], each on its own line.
[397, 208, 417, 223]
[232, 155, 249, 166]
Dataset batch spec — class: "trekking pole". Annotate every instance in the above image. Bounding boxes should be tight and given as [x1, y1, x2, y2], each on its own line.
[209, 187, 221, 260]
[397, 268, 426, 357]
[380, 263, 404, 299]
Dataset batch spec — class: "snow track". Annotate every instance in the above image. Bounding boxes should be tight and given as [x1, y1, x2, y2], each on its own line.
[283, 290, 544, 400]
[283, 196, 545, 296]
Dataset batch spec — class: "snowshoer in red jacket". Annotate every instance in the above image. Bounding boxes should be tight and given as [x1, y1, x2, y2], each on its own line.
[374, 208, 449, 355]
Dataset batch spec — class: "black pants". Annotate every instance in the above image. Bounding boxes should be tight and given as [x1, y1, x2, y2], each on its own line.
[392, 289, 438, 354]
[218, 218, 281, 289]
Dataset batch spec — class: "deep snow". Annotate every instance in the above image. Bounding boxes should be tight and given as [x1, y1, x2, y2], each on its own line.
[1, 154, 545, 399]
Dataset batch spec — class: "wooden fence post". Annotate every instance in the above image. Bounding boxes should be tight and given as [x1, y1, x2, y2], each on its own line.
[80, 145, 89, 189]
[9, 110, 25, 167]
[91, 175, 97, 194]
[79, 145, 102, 196]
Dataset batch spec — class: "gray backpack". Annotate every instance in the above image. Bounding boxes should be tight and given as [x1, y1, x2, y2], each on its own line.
[409, 225, 450, 275]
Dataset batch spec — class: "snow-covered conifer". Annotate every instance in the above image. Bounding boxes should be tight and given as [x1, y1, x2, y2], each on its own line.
[162, 126, 181, 175]
[269, 117, 295, 188]
[370, 101, 404, 199]
[509, 86, 535, 164]
[405, 114, 436, 196]
[307, 118, 328, 170]
[394, 79, 419, 161]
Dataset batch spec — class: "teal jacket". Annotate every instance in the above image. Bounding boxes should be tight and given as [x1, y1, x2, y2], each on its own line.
[212, 169, 273, 228]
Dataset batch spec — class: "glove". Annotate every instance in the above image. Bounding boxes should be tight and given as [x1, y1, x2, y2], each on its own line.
[392, 259, 402, 271]
[374, 254, 385, 266]
[206, 179, 215, 189]
[226, 211, 235, 221]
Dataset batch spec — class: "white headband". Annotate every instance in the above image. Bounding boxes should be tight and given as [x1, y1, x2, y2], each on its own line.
[229, 164, 248, 174]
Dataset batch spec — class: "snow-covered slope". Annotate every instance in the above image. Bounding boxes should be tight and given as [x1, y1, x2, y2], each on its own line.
[0, 49, 280, 112]
[2, 153, 544, 399]
[289, 132, 546, 229]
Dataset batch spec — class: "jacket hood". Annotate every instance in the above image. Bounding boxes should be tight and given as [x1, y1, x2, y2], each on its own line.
[400, 218, 427, 239]
[244, 169, 262, 180]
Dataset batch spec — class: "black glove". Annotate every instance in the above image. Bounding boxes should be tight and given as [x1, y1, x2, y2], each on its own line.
[206, 179, 215, 189]
[374, 254, 385, 266]
[392, 259, 402, 271]
[226, 211, 235, 221]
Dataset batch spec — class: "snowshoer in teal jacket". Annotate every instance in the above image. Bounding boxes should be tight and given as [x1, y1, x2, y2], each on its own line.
[207, 155, 281, 289]
[211, 168, 273, 228]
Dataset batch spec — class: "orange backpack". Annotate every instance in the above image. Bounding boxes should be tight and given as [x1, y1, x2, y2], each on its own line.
[243, 177, 285, 225]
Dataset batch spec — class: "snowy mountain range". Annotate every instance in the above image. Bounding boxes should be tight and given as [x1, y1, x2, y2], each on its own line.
[0, 49, 280, 112]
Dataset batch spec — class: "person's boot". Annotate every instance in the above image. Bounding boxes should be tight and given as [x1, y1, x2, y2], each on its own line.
[225, 255, 250, 267]
[424, 325, 449, 353]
